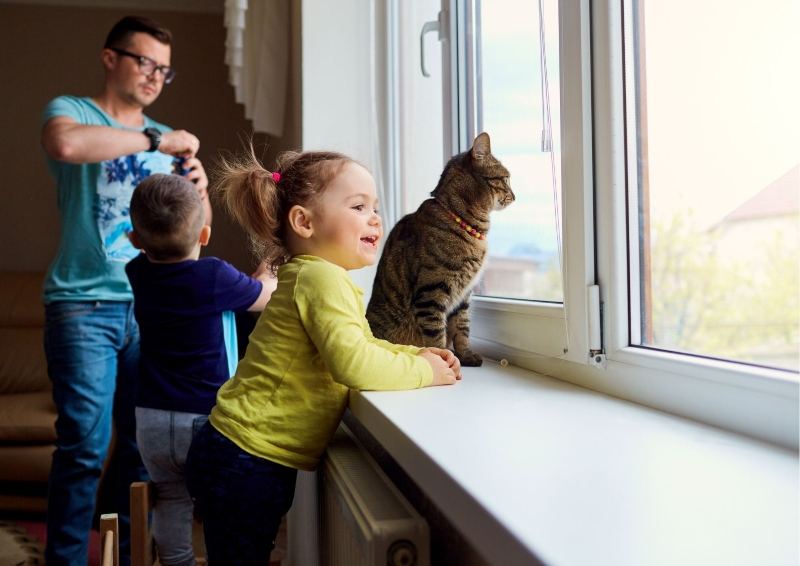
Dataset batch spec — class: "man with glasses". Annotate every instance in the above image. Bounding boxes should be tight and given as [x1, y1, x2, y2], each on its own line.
[40, 15, 210, 565]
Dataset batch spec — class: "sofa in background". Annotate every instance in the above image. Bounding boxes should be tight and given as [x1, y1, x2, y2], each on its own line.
[0, 271, 56, 513]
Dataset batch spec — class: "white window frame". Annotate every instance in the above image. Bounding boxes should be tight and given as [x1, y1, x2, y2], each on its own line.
[441, 0, 596, 366]
[594, 0, 797, 444]
[429, 0, 798, 447]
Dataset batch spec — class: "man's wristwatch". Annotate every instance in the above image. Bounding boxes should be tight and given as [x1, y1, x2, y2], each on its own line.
[143, 127, 161, 152]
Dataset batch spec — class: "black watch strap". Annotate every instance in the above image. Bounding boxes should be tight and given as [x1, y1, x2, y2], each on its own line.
[143, 127, 161, 152]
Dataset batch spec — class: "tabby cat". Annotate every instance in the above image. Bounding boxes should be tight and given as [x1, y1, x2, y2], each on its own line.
[366, 132, 514, 366]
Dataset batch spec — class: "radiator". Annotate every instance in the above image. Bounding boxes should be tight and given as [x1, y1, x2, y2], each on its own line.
[320, 425, 430, 566]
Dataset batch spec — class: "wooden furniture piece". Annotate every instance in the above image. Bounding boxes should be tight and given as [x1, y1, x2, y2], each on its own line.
[99, 513, 119, 566]
[130, 481, 154, 566]
[130, 481, 207, 566]
[130, 480, 286, 565]
[0, 271, 57, 512]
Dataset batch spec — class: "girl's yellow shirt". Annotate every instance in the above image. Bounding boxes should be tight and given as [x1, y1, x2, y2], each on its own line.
[209, 255, 433, 471]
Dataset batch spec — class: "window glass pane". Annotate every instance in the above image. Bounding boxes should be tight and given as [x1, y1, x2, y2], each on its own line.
[474, 0, 563, 302]
[624, 0, 800, 371]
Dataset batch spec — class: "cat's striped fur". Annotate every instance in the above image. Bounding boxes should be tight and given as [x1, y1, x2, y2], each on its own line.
[366, 133, 514, 366]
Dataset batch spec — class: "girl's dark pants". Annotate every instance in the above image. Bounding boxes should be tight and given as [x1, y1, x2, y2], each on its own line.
[186, 421, 297, 565]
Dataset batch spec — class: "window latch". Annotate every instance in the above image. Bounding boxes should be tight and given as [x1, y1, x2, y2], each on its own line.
[420, 10, 446, 78]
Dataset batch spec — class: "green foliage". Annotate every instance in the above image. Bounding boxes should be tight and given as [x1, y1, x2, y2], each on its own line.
[648, 212, 799, 370]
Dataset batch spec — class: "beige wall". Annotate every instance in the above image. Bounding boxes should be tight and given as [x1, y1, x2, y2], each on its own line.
[0, 3, 301, 273]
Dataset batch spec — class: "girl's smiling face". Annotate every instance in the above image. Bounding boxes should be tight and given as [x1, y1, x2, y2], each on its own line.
[300, 162, 383, 270]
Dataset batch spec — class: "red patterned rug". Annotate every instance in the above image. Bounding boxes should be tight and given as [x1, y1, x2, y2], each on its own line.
[0, 521, 44, 565]
[1, 520, 100, 566]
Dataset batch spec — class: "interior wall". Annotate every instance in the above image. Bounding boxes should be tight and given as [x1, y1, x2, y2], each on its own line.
[0, 2, 301, 274]
[300, 0, 381, 295]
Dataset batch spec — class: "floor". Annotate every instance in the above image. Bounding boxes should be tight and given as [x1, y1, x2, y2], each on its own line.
[12, 517, 102, 566]
[5, 515, 286, 565]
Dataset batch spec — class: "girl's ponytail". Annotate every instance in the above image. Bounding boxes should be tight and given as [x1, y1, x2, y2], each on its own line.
[214, 145, 355, 271]
[214, 145, 289, 270]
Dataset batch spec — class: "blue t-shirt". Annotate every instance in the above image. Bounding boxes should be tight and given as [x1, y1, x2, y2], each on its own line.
[42, 95, 175, 303]
[126, 254, 263, 414]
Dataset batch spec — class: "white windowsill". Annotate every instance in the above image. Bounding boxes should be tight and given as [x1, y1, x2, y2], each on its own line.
[349, 361, 799, 566]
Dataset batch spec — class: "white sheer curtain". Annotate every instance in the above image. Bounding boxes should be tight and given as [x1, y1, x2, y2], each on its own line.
[224, 0, 290, 136]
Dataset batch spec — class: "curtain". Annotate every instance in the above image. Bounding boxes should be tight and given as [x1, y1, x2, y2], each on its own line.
[224, 0, 289, 137]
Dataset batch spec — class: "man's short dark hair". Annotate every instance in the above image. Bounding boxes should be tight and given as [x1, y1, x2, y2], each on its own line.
[104, 16, 172, 49]
[130, 174, 204, 261]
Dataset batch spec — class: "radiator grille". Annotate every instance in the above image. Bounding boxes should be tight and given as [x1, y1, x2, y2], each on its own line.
[320, 426, 429, 566]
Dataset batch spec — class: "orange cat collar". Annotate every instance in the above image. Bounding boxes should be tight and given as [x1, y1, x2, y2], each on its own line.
[446, 210, 486, 240]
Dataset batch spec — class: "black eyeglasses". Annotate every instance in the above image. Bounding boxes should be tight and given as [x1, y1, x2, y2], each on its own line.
[110, 47, 176, 84]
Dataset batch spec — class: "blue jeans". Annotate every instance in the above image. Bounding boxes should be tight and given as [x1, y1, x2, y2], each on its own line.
[136, 408, 207, 566]
[186, 421, 297, 565]
[44, 301, 148, 566]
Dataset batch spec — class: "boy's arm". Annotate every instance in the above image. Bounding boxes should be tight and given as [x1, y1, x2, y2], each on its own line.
[207, 259, 270, 313]
[247, 262, 278, 311]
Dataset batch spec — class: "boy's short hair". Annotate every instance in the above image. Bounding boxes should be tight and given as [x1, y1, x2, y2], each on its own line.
[130, 174, 205, 261]
[104, 15, 172, 49]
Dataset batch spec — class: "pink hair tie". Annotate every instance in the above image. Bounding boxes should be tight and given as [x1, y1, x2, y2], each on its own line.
[271, 171, 281, 183]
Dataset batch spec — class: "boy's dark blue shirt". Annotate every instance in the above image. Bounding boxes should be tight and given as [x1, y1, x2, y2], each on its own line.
[126, 254, 263, 414]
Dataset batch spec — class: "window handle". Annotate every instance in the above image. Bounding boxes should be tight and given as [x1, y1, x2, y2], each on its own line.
[420, 11, 445, 78]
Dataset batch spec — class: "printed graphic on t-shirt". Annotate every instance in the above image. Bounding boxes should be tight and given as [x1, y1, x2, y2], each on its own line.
[97, 155, 153, 262]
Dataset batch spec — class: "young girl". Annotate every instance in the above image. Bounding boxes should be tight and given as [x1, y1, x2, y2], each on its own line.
[185, 148, 461, 564]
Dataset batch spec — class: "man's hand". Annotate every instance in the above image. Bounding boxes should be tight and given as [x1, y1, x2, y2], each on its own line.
[159, 129, 200, 158]
[181, 156, 208, 191]
[179, 156, 211, 224]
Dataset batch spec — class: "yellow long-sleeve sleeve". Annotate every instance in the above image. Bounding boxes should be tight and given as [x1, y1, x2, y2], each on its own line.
[210, 255, 432, 471]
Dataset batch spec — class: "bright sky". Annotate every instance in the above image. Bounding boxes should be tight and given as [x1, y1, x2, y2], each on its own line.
[480, 0, 561, 254]
[480, 0, 799, 242]
[635, 0, 800, 228]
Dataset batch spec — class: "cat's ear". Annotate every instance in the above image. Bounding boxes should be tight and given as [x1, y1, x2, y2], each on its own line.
[471, 132, 492, 161]
[287, 205, 314, 239]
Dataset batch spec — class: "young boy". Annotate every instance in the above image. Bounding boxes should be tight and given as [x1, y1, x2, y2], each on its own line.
[126, 173, 275, 566]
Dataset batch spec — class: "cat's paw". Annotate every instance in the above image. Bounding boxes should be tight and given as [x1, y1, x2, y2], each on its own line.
[457, 351, 483, 367]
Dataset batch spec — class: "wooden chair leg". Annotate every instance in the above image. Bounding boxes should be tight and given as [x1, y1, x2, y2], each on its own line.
[130, 479, 207, 565]
[130, 481, 155, 566]
[192, 516, 207, 565]
[99, 513, 119, 566]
